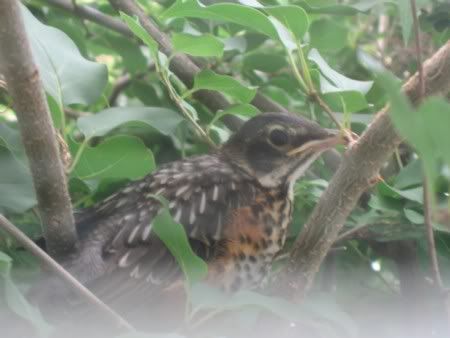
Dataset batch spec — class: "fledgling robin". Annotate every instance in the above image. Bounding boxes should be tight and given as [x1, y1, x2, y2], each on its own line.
[58, 112, 346, 300]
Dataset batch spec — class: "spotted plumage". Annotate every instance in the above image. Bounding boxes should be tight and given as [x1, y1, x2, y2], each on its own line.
[59, 112, 346, 298]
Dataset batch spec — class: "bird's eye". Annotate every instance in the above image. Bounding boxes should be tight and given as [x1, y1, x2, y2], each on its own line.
[269, 128, 289, 147]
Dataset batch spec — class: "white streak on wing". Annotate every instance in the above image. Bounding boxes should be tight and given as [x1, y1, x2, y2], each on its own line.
[212, 185, 219, 201]
[130, 265, 141, 278]
[174, 208, 182, 222]
[146, 272, 162, 285]
[175, 185, 189, 197]
[118, 251, 131, 268]
[142, 222, 153, 241]
[123, 214, 135, 222]
[189, 204, 196, 224]
[154, 188, 165, 196]
[231, 181, 236, 190]
[111, 226, 128, 247]
[122, 186, 135, 194]
[127, 226, 140, 244]
[190, 226, 198, 237]
[213, 212, 222, 240]
[199, 192, 206, 214]
[115, 198, 128, 208]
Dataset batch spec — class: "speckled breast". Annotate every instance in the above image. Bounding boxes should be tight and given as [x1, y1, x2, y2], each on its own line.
[208, 188, 293, 292]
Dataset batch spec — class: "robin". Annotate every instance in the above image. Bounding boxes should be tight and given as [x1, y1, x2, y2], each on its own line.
[39, 112, 346, 307]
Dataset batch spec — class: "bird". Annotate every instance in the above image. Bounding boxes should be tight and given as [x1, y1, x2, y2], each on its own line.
[54, 112, 347, 299]
[32, 112, 347, 321]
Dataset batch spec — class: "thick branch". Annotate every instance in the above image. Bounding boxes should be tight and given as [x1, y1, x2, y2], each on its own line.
[286, 40, 450, 299]
[0, 0, 76, 257]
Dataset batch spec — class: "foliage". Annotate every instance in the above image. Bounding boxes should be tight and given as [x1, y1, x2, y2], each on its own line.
[1, 0, 449, 337]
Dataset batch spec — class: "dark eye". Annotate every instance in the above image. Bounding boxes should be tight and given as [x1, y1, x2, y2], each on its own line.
[269, 128, 289, 147]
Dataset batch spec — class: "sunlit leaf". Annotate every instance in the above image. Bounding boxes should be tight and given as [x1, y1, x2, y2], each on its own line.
[21, 5, 107, 106]
[77, 107, 184, 139]
[308, 49, 373, 94]
[264, 6, 309, 39]
[71, 136, 155, 180]
[192, 70, 257, 103]
[0, 125, 35, 213]
[120, 12, 158, 56]
[162, 0, 279, 39]
[172, 33, 224, 57]
[152, 205, 208, 286]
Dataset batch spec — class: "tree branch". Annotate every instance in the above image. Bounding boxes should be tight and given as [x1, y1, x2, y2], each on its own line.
[284, 40, 450, 300]
[0, 214, 133, 331]
[0, 0, 76, 257]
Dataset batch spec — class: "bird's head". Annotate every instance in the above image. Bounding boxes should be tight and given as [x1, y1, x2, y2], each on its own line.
[222, 112, 348, 189]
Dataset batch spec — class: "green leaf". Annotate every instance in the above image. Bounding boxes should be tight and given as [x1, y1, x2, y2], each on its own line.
[21, 5, 107, 106]
[398, 0, 413, 44]
[308, 49, 373, 94]
[378, 73, 450, 184]
[209, 104, 260, 127]
[0, 252, 53, 337]
[394, 159, 423, 189]
[243, 53, 288, 73]
[120, 12, 158, 56]
[310, 19, 349, 52]
[162, 0, 279, 40]
[172, 33, 224, 57]
[378, 182, 423, 204]
[322, 91, 368, 113]
[71, 136, 155, 180]
[77, 107, 184, 139]
[152, 208, 208, 286]
[190, 284, 357, 337]
[264, 6, 309, 39]
[0, 124, 36, 213]
[101, 33, 147, 74]
[404, 208, 424, 224]
[296, 0, 378, 15]
[192, 70, 257, 103]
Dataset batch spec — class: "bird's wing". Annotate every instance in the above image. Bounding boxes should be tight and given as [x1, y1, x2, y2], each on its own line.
[71, 155, 258, 292]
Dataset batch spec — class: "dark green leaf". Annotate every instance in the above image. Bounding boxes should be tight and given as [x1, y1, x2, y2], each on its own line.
[172, 33, 224, 57]
[310, 19, 349, 52]
[209, 104, 260, 127]
[120, 12, 158, 56]
[308, 49, 373, 94]
[102, 34, 147, 74]
[264, 6, 309, 39]
[243, 53, 288, 73]
[162, 0, 279, 39]
[192, 70, 257, 103]
[0, 252, 53, 337]
[322, 91, 368, 113]
[21, 5, 107, 106]
[71, 136, 155, 180]
[0, 124, 36, 213]
[152, 208, 208, 286]
[77, 107, 184, 138]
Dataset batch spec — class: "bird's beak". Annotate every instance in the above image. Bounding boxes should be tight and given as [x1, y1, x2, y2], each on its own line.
[287, 129, 350, 157]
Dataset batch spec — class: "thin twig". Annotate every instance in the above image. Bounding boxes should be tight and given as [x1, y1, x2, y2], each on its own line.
[410, 0, 425, 99]
[310, 91, 343, 129]
[423, 179, 443, 288]
[0, 214, 134, 331]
